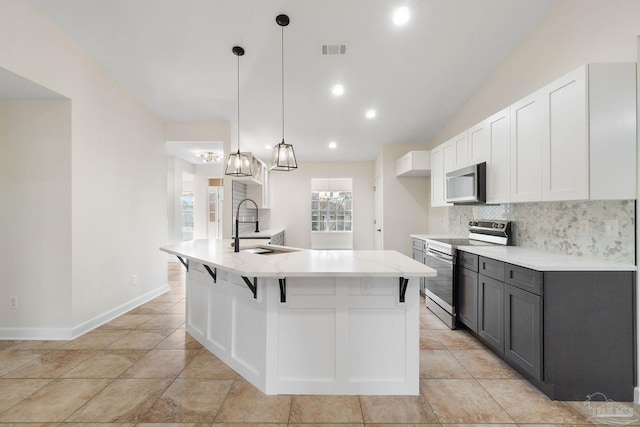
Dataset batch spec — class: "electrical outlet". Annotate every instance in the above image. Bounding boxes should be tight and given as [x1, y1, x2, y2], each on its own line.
[605, 220, 618, 237]
[360, 278, 373, 295]
[9, 296, 17, 310]
[132, 274, 138, 285]
[579, 220, 590, 235]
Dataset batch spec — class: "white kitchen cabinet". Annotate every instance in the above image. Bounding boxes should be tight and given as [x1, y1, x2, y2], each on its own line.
[541, 63, 636, 201]
[261, 166, 271, 208]
[443, 140, 456, 174]
[587, 63, 636, 200]
[485, 108, 511, 204]
[245, 156, 271, 209]
[430, 137, 459, 207]
[430, 63, 636, 207]
[430, 144, 451, 207]
[541, 65, 588, 201]
[452, 131, 469, 169]
[468, 120, 490, 166]
[396, 150, 431, 176]
[510, 89, 544, 202]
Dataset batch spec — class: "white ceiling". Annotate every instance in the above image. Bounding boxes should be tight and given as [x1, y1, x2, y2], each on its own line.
[28, 0, 557, 164]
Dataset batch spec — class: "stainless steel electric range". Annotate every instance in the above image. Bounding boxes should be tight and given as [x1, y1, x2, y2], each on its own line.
[422, 220, 511, 329]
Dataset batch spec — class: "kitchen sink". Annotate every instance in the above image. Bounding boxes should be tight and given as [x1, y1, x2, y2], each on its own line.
[239, 246, 299, 255]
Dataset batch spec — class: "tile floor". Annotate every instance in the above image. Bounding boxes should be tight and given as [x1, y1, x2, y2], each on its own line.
[0, 262, 634, 425]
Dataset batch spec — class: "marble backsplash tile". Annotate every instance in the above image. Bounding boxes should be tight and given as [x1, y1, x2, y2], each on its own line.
[450, 200, 635, 264]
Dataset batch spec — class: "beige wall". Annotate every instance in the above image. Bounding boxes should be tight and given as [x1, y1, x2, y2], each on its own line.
[430, 0, 640, 148]
[376, 144, 430, 256]
[269, 162, 375, 250]
[0, 1, 168, 337]
[0, 99, 72, 333]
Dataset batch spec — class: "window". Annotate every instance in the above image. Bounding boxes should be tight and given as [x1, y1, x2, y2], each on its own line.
[311, 179, 353, 232]
[181, 191, 194, 237]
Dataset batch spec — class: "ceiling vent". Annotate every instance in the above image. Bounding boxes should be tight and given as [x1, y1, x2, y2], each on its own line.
[321, 43, 347, 55]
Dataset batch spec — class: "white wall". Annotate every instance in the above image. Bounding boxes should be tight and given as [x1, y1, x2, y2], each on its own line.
[0, 1, 168, 337]
[164, 121, 232, 238]
[269, 162, 374, 250]
[430, 0, 640, 147]
[0, 99, 72, 334]
[375, 144, 430, 256]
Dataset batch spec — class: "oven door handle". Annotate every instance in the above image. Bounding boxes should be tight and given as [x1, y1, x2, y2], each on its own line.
[425, 250, 453, 265]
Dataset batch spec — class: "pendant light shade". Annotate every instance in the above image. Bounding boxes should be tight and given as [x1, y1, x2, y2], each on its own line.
[225, 46, 253, 177]
[271, 139, 297, 171]
[271, 14, 298, 171]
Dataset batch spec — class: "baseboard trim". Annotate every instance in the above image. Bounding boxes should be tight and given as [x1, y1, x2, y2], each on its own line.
[0, 284, 170, 341]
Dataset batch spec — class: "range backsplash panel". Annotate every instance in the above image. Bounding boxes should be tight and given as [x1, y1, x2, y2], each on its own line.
[450, 200, 635, 264]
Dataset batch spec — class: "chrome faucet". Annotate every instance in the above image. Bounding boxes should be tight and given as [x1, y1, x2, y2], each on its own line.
[234, 198, 260, 252]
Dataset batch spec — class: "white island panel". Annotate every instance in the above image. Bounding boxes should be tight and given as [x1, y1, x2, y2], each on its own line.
[184, 260, 420, 395]
[348, 308, 408, 381]
[163, 239, 433, 395]
[277, 308, 337, 382]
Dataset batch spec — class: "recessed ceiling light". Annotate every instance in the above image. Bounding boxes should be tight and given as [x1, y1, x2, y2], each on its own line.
[329, 141, 337, 149]
[265, 145, 273, 150]
[365, 109, 377, 119]
[331, 84, 345, 96]
[393, 6, 410, 26]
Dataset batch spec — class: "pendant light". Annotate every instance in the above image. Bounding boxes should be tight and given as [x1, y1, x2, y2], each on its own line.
[225, 46, 253, 177]
[271, 14, 298, 171]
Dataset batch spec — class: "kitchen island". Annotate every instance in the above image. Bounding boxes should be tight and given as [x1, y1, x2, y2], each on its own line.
[160, 239, 436, 395]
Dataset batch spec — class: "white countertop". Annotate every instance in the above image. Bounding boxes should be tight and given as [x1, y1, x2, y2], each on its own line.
[411, 234, 636, 271]
[161, 239, 437, 278]
[456, 245, 636, 271]
[411, 234, 466, 241]
[233, 228, 284, 239]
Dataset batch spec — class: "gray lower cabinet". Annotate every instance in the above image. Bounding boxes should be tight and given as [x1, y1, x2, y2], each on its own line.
[504, 284, 542, 380]
[269, 231, 285, 246]
[478, 274, 504, 353]
[457, 264, 478, 332]
[412, 238, 427, 295]
[456, 251, 634, 401]
[456, 251, 479, 332]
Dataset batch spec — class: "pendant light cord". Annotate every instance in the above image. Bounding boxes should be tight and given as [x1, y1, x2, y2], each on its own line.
[281, 24, 285, 143]
[237, 52, 241, 153]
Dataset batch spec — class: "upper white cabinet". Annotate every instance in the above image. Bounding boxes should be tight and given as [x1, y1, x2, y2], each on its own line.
[510, 90, 544, 202]
[430, 145, 445, 207]
[540, 63, 636, 201]
[430, 144, 450, 207]
[484, 108, 511, 204]
[240, 154, 271, 209]
[396, 150, 431, 176]
[541, 65, 588, 201]
[428, 62, 636, 208]
[586, 63, 636, 200]
[452, 131, 470, 169]
[468, 120, 490, 166]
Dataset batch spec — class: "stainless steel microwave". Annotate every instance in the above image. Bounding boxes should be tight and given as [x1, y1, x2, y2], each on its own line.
[445, 162, 486, 204]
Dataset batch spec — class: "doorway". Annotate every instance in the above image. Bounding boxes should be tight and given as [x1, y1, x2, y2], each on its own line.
[208, 183, 224, 240]
[374, 174, 383, 250]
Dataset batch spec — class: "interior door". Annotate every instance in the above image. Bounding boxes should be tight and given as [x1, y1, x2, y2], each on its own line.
[373, 174, 382, 250]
